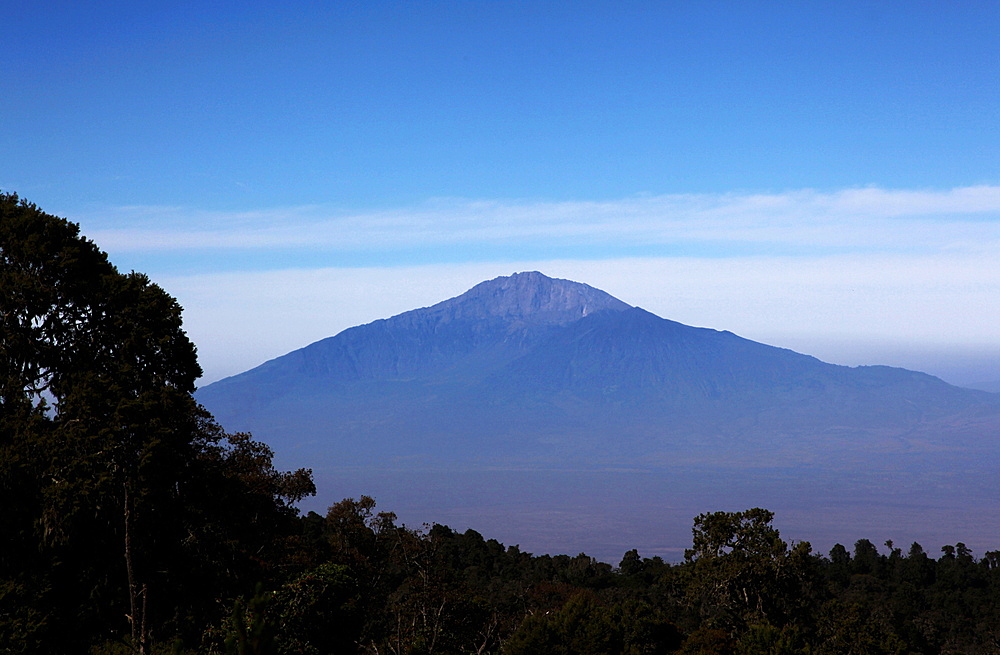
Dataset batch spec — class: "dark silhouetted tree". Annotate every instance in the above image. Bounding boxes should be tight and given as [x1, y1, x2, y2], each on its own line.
[1, 192, 313, 652]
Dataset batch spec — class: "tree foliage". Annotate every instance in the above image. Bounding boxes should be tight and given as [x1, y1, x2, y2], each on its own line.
[0, 192, 313, 652]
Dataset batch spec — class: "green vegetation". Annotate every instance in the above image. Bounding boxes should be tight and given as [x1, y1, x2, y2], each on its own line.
[4, 192, 1000, 654]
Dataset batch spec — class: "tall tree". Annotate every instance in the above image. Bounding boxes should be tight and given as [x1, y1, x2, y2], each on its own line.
[0, 192, 313, 652]
[683, 508, 818, 635]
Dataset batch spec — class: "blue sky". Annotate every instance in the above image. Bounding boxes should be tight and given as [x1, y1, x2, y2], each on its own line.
[3, 1, 999, 385]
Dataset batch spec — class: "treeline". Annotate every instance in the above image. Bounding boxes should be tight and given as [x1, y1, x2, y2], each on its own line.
[251, 501, 1000, 655]
[3, 192, 1000, 654]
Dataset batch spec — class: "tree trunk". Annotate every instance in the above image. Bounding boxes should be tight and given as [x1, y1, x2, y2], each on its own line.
[124, 483, 149, 654]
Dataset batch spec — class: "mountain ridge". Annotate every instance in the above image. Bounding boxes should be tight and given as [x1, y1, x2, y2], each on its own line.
[210, 271, 629, 386]
[197, 272, 999, 470]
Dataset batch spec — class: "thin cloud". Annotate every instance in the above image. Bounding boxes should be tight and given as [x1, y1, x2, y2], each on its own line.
[85, 185, 1000, 258]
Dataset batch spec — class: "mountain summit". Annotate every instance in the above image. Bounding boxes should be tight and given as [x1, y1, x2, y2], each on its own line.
[433, 271, 631, 325]
[197, 272, 1000, 469]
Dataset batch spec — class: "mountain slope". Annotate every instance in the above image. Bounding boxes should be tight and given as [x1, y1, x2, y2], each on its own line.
[197, 272, 1000, 468]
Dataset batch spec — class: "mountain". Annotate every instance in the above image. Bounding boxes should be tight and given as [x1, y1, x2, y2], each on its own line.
[198, 272, 1000, 470]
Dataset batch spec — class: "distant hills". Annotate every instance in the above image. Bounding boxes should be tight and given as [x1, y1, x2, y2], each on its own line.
[197, 272, 1000, 471]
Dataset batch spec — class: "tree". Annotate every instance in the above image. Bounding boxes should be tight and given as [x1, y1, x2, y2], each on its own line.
[269, 563, 359, 655]
[503, 592, 681, 655]
[0, 192, 313, 652]
[1, 191, 176, 649]
[684, 508, 787, 626]
[683, 508, 819, 637]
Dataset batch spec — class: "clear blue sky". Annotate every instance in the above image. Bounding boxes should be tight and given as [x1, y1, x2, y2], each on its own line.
[3, 1, 999, 384]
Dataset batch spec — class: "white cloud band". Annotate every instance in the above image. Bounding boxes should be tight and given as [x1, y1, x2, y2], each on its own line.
[85, 185, 1000, 257]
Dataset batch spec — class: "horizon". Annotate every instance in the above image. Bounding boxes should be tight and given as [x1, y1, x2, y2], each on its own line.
[3, 3, 998, 387]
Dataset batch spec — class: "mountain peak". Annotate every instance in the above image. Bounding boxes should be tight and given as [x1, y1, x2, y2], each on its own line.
[424, 271, 631, 326]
